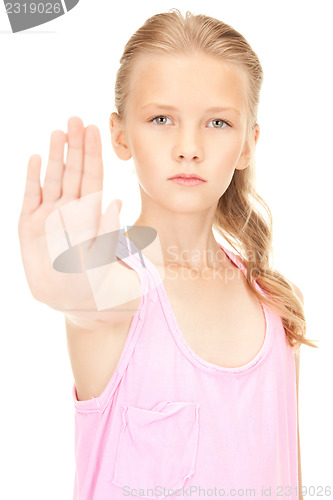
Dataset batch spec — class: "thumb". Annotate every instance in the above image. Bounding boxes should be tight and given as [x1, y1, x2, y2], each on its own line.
[115, 199, 122, 214]
[99, 198, 123, 236]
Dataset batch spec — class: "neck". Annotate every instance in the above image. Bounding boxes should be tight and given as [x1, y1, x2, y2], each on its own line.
[125, 214, 227, 273]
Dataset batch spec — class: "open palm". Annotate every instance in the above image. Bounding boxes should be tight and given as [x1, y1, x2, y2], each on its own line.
[18, 116, 123, 318]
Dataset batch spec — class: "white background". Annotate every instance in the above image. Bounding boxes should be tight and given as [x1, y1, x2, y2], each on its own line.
[0, 0, 332, 498]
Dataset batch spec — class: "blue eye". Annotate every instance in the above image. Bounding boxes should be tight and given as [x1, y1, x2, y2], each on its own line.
[150, 116, 172, 125]
[149, 116, 231, 128]
[207, 119, 231, 129]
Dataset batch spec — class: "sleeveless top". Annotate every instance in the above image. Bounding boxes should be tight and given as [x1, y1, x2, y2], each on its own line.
[71, 233, 298, 499]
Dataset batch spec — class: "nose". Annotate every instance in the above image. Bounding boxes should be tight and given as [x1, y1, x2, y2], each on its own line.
[174, 126, 203, 162]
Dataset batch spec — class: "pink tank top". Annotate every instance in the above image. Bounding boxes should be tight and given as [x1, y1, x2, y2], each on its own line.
[71, 234, 298, 499]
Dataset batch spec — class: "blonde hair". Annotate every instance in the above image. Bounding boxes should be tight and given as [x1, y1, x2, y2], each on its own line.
[113, 8, 318, 352]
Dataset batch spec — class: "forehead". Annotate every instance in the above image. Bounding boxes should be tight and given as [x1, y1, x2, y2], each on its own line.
[126, 52, 248, 115]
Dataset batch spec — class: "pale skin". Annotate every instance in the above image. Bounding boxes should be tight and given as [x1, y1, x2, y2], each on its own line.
[111, 53, 257, 272]
[17, 51, 303, 497]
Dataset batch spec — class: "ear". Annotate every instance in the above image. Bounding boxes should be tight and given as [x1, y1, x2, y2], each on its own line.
[235, 123, 260, 171]
[109, 112, 132, 161]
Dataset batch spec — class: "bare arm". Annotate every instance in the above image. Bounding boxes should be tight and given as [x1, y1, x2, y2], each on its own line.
[18, 117, 144, 401]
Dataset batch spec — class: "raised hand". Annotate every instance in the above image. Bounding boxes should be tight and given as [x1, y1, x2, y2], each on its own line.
[18, 116, 126, 321]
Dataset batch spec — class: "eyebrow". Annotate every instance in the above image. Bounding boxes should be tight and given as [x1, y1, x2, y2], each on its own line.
[141, 103, 241, 116]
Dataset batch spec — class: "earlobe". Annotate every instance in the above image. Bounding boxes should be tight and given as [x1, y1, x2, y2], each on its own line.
[234, 154, 250, 171]
[235, 123, 260, 171]
[109, 112, 132, 161]
[235, 142, 251, 171]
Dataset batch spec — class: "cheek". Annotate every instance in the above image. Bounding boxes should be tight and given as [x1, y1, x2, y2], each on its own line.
[128, 135, 160, 186]
[209, 135, 243, 167]
[129, 130, 151, 163]
[130, 129, 167, 171]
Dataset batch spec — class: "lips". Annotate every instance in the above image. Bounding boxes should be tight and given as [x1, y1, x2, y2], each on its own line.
[168, 177, 206, 187]
[168, 173, 206, 181]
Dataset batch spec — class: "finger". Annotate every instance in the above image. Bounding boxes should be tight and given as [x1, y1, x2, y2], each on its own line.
[20, 154, 42, 216]
[42, 129, 66, 203]
[80, 124, 104, 197]
[61, 116, 84, 200]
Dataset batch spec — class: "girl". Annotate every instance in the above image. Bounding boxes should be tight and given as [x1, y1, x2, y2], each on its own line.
[18, 8, 318, 500]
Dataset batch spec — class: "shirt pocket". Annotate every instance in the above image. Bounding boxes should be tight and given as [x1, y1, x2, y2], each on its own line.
[111, 400, 200, 497]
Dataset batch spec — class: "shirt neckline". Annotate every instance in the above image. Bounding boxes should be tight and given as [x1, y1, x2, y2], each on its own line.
[120, 232, 272, 375]
[136, 237, 272, 375]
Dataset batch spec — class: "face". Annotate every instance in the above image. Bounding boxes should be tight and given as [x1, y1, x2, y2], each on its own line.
[110, 52, 259, 215]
